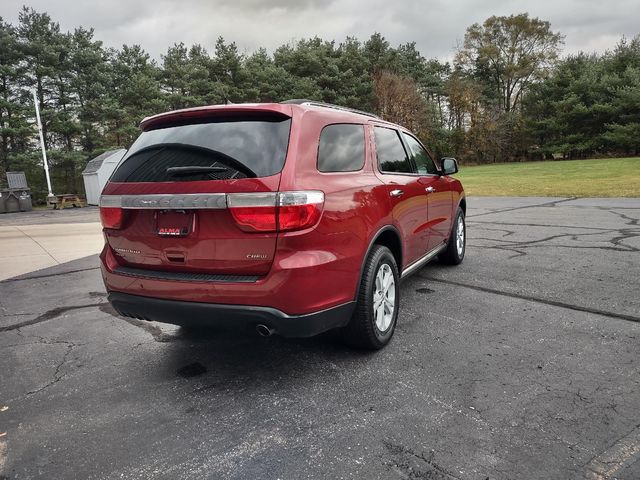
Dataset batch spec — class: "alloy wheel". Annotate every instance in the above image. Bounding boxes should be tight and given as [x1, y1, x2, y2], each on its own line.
[373, 263, 396, 332]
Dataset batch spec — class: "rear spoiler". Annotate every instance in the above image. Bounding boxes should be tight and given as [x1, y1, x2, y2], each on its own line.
[140, 103, 293, 131]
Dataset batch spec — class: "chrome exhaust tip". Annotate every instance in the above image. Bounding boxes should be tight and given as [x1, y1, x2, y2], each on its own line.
[256, 324, 275, 337]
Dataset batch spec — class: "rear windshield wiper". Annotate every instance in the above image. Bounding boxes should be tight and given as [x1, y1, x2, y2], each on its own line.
[166, 166, 229, 177]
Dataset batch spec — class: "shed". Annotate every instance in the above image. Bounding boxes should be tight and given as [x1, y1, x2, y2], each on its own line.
[82, 149, 126, 205]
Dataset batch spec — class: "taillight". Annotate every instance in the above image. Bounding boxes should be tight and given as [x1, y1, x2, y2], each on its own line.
[277, 191, 324, 231]
[227, 191, 324, 233]
[227, 193, 278, 232]
[229, 206, 278, 232]
[100, 207, 124, 229]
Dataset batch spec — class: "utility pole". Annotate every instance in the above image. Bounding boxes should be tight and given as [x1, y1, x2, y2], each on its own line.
[32, 89, 55, 204]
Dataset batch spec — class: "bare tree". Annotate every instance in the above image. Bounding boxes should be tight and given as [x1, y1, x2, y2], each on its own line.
[373, 71, 430, 137]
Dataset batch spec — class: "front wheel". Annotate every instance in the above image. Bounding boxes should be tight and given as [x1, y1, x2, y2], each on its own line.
[342, 245, 400, 349]
[439, 207, 466, 265]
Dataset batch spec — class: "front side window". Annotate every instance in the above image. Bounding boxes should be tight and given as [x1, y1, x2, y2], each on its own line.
[317, 124, 365, 172]
[374, 127, 414, 174]
[111, 116, 291, 182]
[402, 133, 438, 175]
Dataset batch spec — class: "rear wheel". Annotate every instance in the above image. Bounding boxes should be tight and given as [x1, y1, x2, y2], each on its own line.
[342, 245, 399, 349]
[439, 207, 465, 265]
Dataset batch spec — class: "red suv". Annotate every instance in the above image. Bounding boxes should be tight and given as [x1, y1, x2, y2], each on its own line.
[100, 100, 466, 349]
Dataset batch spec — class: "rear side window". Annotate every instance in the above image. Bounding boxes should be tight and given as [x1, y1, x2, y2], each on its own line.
[111, 117, 291, 182]
[317, 124, 365, 172]
[402, 133, 438, 175]
[374, 127, 415, 174]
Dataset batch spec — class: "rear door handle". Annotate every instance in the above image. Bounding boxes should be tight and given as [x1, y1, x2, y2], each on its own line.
[425, 186, 436, 194]
[390, 189, 404, 197]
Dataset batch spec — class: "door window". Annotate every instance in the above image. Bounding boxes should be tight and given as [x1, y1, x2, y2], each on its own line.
[402, 133, 438, 175]
[374, 127, 415, 174]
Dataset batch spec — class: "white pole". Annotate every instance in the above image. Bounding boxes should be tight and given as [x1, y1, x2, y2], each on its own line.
[32, 89, 54, 200]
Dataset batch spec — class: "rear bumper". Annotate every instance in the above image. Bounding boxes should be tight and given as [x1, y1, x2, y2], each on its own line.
[100, 243, 361, 315]
[109, 292, 354, 337]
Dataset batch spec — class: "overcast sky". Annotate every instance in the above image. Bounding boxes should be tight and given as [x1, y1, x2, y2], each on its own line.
[2, 0, 639, 61]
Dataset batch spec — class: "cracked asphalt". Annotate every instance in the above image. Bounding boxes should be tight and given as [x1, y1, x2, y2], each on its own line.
[0, 197, 639, 479]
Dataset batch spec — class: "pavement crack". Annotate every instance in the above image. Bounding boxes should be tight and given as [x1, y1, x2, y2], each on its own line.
[470, 243, 528, 258]
[608, 210, 639, 226]
[383, 440, 465, 480]
[26, 342, 76, 396]
[5, 329, 87, 349]
[470, 226, 640, 253]
[469, 220, 618, 231]
[473, 242, 639, 253]
[470, 226, 516, 237]
[0, 302, 106, 333]
[468, 197, 578, 218]
[0, 267, 101, 284]
[13, 226, 60, 265]
[421, 276, 640, 324]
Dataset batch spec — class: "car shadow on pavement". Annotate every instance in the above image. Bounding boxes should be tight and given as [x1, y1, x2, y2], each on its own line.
[99, 302, 379, 394]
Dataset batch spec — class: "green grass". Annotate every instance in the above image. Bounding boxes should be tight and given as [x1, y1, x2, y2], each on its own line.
[455, 157, 640, 197]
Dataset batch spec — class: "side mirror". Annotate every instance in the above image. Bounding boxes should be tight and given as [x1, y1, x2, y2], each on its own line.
[440, 157, 458, 176]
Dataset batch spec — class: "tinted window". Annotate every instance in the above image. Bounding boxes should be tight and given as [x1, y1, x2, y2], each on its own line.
[374, 127, 414, 174]
[402, 133, 438, 175]
[111, 117, 291, 182]
[317, 124, 365, 172]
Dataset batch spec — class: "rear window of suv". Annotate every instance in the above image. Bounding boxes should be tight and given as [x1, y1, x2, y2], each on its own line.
[110, 116, 291, 182]
[317, 124, 365, 172]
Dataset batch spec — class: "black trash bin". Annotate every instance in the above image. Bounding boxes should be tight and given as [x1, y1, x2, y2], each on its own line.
[4, 191, 20, 213]
[18, 190, 32, 212]
[0, 190, 7, 214]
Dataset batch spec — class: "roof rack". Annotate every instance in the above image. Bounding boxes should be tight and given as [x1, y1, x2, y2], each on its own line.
[281, 99, 380, 119]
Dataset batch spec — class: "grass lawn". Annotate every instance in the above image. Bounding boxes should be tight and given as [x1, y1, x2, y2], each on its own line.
[455, 157, 640, 197]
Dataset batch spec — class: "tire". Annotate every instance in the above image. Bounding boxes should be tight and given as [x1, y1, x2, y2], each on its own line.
[439, 207, 466, 265]
[342, 245, 400, 349]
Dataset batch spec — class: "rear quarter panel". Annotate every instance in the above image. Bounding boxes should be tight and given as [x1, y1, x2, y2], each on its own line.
[275, 109, 393, 306]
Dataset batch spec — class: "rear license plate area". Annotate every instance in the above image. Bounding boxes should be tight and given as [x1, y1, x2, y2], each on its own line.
[156, 210, 194, 237]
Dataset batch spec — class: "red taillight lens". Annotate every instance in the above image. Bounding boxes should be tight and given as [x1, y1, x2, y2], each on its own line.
[229, 206, 277, 232]
[228, 193, 278, 233]
[100, 207, 124, 229]
[277, 191, 324, 232]
[278, 204, 321, 231]
[227, 191, 324, 233]
[277, 191, 324, 231]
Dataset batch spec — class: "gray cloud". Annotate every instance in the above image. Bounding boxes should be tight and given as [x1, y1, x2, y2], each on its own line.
[1, 0, 638, 61]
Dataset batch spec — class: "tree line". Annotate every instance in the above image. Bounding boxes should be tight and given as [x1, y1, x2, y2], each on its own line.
[1, 8, 639, 201]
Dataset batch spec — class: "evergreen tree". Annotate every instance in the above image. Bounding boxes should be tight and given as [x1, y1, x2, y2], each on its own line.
[0, 6, 637, 199]
[0, 17, 31, 177]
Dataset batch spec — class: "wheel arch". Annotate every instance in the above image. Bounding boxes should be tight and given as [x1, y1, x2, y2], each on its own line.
[458, 195, 467, 215]
[354, 225, 403, 301]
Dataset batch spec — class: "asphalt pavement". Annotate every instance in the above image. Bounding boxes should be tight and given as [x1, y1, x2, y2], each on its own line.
[0, 197, 638, 479]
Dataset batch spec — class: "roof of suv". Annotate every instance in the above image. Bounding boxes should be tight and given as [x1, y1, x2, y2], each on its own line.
[140, 101, 400, 132]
